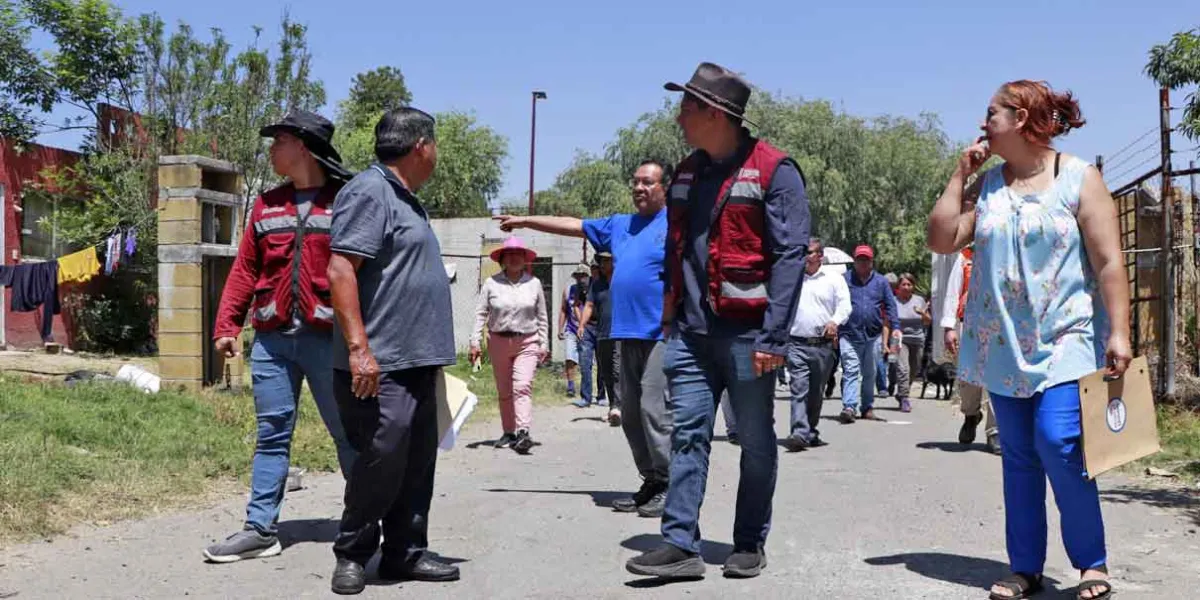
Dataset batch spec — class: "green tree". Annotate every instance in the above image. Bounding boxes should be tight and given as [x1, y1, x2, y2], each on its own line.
[338, 66, 411, 130]
[546, 90, 957, 280]
[1147, 26, 1200, 141]
[0, 0, 56, 140]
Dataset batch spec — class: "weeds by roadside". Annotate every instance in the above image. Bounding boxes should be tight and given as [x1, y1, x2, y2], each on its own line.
[0, 358, 569, 543]
[1129, 404, 1200, 484]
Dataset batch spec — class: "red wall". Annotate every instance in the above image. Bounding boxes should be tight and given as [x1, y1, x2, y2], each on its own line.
[0, 140, 80, 349]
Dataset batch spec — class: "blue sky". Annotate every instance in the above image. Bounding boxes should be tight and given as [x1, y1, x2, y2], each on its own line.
[34, 0, 1200, 200]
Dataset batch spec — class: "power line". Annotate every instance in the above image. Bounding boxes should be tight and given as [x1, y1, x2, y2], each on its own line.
[1101, 127, 1157, 163]
[1107, 154, 1161, 186]
[1102, 140, 1158, 173]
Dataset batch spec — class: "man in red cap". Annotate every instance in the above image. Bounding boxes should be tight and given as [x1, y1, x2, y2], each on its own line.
[838, 245, 899, 422]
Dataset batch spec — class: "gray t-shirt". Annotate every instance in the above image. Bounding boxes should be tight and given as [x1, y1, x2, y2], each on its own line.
[897, 295, 927, 342]
[329, 164, 455, 372]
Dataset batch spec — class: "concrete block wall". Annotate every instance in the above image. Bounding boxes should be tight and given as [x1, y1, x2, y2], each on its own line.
[431, 218, 592, 362]
[157, 156, 245, 393]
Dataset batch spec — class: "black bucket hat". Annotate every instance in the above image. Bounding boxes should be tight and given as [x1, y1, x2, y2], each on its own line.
[260, 110, 353, 180]
[665, 62, 757, 128]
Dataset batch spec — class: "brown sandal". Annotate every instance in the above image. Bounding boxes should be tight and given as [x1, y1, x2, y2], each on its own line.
[989, 572, 1043, 600]
[1077, 568, 1113, 600]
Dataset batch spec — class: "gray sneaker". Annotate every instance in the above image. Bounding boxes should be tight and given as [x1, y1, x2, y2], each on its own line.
[636, 490, 666, 518]
[203, 528, 282, 563]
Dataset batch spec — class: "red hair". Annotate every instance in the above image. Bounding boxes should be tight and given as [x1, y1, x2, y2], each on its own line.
[996, 80, 1086, 146]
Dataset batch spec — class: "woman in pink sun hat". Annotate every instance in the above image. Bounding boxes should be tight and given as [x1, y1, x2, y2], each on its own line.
[469, 236, 549, 454]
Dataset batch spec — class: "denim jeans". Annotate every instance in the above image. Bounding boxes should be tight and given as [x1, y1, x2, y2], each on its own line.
[991, 382, 1106, 574]
[246, 330, 357, 534]
[840, 335, 880, 414]
[661, 332, 778, 554]
[579, 327, 596, 405]
[874, 338, 889, 393]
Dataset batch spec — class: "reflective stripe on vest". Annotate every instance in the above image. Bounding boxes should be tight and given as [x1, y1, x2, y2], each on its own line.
[255, 215, 299, 235]
[720, 280, 768, 300]
[305, 214, 332, 233]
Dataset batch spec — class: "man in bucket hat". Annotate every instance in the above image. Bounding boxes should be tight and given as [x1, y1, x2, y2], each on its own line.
[626, 62, 810, 581]
[206, 109, 357, 563]
[561, 262, 591, 405]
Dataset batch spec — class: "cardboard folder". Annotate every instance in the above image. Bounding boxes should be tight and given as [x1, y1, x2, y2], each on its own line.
[436, 371, 478, 452]
[1079, 356, 1160, 479]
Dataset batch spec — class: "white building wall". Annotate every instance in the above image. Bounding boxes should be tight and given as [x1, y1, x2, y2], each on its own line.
[430, 218, 592, 362]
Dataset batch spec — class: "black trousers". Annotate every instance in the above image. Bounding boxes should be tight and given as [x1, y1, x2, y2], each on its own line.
[596, 338, 620, 409]
[333, 366, 440, 566]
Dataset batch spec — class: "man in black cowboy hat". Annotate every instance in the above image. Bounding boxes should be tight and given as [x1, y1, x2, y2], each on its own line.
[206, 109, 357, 563]
[626, 62, 810, 580]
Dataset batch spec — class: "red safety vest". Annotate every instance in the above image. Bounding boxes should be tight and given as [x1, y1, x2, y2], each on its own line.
[213, 181, 341, 339]
[666, 138, 800, 324]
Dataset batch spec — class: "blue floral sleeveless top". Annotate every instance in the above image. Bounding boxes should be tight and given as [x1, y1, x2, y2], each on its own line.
[957, 154, 1110, 398]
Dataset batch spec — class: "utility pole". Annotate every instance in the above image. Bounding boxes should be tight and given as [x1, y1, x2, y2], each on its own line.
[528, 91, 547, 215]
[1192, 160, 1198, 376]
[1159, 87, 1176, 398]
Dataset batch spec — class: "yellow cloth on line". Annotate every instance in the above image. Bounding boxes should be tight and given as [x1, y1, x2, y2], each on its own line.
[57, 248, 101, 284]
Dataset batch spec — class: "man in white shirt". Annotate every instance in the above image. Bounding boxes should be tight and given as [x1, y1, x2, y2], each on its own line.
[940, 248, 1000, 455]
[782, 238, 851, 451]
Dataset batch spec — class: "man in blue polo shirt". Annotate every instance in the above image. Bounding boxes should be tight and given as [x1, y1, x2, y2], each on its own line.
[839, 245, 899, 423]
[494, 160, 673, 518]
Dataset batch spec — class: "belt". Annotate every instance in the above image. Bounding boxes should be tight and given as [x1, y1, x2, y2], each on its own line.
[792, 336, 832, 345]
[490, 330, 534, 337]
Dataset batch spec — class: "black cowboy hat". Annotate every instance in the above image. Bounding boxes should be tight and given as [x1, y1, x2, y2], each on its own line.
[260, 110, 353, 180]
[664, 62, 757, 128]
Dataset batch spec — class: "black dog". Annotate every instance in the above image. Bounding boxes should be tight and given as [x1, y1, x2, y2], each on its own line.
[921, 362, 956, 400]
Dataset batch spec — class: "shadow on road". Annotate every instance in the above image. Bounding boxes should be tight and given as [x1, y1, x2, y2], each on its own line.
[916, 441, 992, 454]
[277, 518, 339, 549]
[571, 416, 607, 423]
[864, 552, 1063, 594]
[485, 487, 628, 509]
[1100, 484, 1200, 525]
[621, 533, 733, 567]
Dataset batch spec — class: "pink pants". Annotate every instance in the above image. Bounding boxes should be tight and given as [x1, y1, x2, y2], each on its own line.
[488, 332, 540, 433]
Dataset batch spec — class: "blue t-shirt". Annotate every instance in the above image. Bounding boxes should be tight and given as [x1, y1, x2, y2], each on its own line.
[582, 210, 667, 340]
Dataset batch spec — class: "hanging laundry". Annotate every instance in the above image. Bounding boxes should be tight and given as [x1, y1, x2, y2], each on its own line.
[124, 227, 137, 257]
[104, 233, 122, 275]
[57, 247, 102, 284]
[7, 262, 60, 342]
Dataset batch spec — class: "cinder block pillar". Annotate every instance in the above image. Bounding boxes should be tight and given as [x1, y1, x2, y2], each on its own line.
[157, 155, 245, 393]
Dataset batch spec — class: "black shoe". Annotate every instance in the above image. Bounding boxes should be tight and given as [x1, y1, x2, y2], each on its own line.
[986, 433, 1002, 455]
[377, 555, 460, 582]
[959, 414, 982, 444]
[331, 559, 366, 595]
[512, 429, 534, 454]
[723, 548, 767, 578]
[727, 433, 740, 446]
[625, 544, 705, 579]
[636, 490, 666, 518]
[613, 479, 663, 513]
[782, 433, 809, 453]
[808, 436, 829, 448]
[838, 408, 856, 424]
[493, 432, 517, 449]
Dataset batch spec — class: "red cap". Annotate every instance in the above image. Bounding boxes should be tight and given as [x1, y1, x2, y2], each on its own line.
[853, 245, 874, 259]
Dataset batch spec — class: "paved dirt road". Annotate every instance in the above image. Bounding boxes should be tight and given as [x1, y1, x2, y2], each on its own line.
[1, 389, 1197, 599]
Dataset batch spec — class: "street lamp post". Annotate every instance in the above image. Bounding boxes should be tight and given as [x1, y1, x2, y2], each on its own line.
[528, 90, 547, 215]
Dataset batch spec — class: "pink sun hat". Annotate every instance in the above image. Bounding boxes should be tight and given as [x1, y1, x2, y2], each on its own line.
[490, 236, 538, 264]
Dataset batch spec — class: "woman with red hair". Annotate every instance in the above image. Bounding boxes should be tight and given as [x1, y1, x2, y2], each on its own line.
[928, 81, 1130, 600]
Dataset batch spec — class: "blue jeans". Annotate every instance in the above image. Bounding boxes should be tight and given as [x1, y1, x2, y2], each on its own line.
[991, 382, 1107, 574]
[661, 332, 778, 554]
[246, 330, 357, 534]
[875, 338, 889, 393]
[579, 328, 596, 404]
[840, 335, 879, 413]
